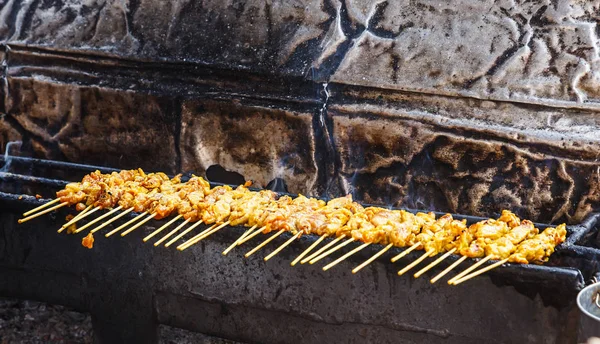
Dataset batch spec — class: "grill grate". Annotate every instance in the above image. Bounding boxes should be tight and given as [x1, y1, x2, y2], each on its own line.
[1, 155, 600, 343]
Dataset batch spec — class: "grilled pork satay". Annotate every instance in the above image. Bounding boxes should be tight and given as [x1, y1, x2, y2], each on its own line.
[172, 176, 212, 222]
[351, 210, 434, 273]
[56, 170, 137, 210]
[244, 195, 326, 258]
[397, 214, 463, 275]
[288, 195, 363, 264]
[387, 211, 437, 262]
[458, 219, 510, 259]
[257, 195, 324, 235]
[448, 213, 540, 284]
[430, 211, 524, 282]
[318, 207, 404, 270]
[418, 214, 468, 255]
[229, 189, 277, 227]
[508, 223, 566, 264]
[347, 208, 396, 245]
[483, 220, 539, 260]
[169, 184, 245, 249]
[452, 223, 567, 285]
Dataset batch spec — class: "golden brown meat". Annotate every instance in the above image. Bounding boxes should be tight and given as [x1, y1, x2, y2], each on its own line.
[82, 232, 94, 249]
[509, 224, 566, 264]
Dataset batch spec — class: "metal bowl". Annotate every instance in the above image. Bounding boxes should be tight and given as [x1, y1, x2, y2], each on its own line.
[578, 281, 600, 341]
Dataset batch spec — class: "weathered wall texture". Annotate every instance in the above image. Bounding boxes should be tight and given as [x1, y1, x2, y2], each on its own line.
[1, 0, 600, 223]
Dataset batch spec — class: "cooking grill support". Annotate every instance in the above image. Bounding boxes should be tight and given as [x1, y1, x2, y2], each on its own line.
[1, 156, 599, 343]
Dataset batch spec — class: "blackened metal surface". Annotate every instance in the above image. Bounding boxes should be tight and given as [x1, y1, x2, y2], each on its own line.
[1, 159, 598, 343]
[0, 1, 600, 223]
[0, 201, 584, 344]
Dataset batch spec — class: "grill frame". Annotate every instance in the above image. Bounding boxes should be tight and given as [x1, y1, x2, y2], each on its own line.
[1, 155, 598, 343]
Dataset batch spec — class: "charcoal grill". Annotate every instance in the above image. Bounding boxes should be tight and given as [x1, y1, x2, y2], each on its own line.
[1, 155, 599, 344]
[3, 1, 600, 343]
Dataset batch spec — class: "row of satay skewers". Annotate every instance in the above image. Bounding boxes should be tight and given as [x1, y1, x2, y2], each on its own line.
[19, 169, 567, 285]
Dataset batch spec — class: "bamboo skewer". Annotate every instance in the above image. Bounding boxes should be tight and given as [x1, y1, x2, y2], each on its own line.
[89, 207, 133, 234]
[352, 243, 393, 274]
[23, 198, 61, 217]
[18, 202, 68, 223]
[264, 232, 302, 262]
[398, 250, 435, 275]
[291, 234, 327, 266]
[154, 219, 191, 246]
[121, 213, 156, 236]
[237, 226, 267, 245]
[301, 235, 344, 264]
[59, 206, 100, 233]
[61, 204, 92, 227]
[143, 214, 183, 242]
[75, 206, 123, 234]
[453, 258, 509, 285]
[65, 204, 92, 221]
[430, 256, 467, 284]
[448, 255, 493, 285]
[390, 242, 421, 263]
[322, 242, 370, 271]
[175, 224, 215, 251]
[165, 221, 206, 247]
[309, 237, 355, 265]
[194, 221, 231, 242]
[222, 225, 258, 255]
[177, 221, 232, 251]
[413, 248, 457, 278]
[245, 229, 285, 258]
[105, 211, 148, 237]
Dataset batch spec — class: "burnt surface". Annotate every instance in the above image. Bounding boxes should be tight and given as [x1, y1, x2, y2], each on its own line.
[0, 199, 586, 344]
[2, 2, 600, 224]
[180, 99, 321, 194]
[0, 158, 598, 343]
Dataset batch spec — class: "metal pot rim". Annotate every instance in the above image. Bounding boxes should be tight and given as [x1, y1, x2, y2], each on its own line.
[578, 282, 600, 321]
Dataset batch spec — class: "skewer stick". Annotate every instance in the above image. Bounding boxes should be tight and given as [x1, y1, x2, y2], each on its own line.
[64, 204, 92, 225]
[177, 221, 232, 251]
[18, 202, 68, 223]
[175, 223, 217, 251]
[309, 237, 355, 265]
[154, 219, 190, 246]
[75, 206, 123, 234]
[171, 220, 229, 249]
[448, 255, 493, 285]
[430, 256, 467, 284]
[245, 229, 286, 258]
[89, 207, 133, 234]
[352, 243, 393, 274]
[237, 226, 267, 245]
[58, 206, 100, 233]
[105, 211, 148, 237]
[390, 242, 421, 263]
[453, 258, 509, 285]
[291, 234, 327, 266]
[176, 222, 228, 250]
[301, 235, 345, 264]
[165, 221, 207, 247]
[223, 225, 258, 255]
[323, 242, 370, 271]
[398, 249, 435, 275]
[194, 221, 231, 242]
[264, 232, 302, 262]
[143, 214, 182, 242]
[413, 248, 457, 278]
[121, 213, 156, 236]
[23, 198, 61, 217]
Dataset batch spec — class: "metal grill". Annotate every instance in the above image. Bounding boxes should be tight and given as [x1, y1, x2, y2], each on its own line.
[1, 155, 600, 343]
